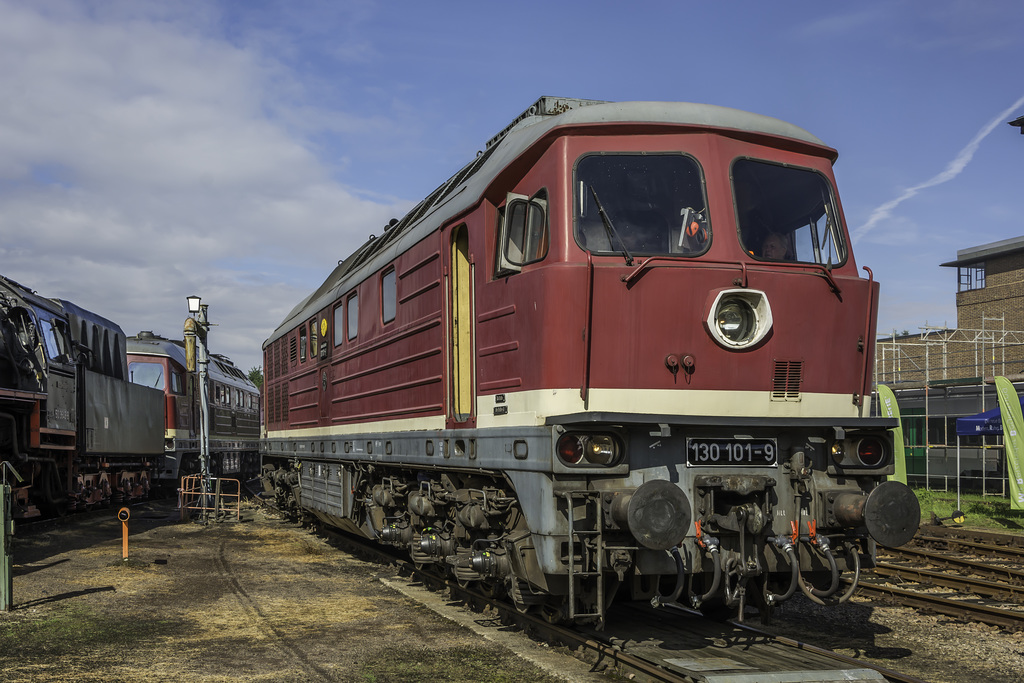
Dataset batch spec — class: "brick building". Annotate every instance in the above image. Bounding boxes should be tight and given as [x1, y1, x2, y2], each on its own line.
[874, 236, 1024, 492]
[947, 236, 1024, 331]
[876, 236, 1024, 387]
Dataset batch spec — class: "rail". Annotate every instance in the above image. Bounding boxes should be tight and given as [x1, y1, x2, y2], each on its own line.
[178, 475, 241, 522]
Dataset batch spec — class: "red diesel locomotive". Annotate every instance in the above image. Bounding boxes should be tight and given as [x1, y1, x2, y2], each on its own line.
[127, 331, 261, 484]
[259, 97, 920, 624]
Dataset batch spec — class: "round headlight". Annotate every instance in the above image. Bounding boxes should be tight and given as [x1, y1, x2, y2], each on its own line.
[716, 300, 755, 343]
[705, 289, 773, 349]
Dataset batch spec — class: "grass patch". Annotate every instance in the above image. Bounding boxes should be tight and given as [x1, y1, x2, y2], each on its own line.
[355, 646, 563, 683]
[0, 604, 182, 659]
[914, 488, 1024, 531]
[297, 537, 328, 556]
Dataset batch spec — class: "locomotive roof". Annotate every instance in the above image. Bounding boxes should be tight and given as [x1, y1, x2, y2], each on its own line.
[266, 98, 832, 346]
[1, 273, 64, 316]
[1, 274, 129, 380]
[127, 331, 190, 368]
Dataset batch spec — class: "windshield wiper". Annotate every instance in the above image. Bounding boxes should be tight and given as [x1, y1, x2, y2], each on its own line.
[589, 186, 633, 266]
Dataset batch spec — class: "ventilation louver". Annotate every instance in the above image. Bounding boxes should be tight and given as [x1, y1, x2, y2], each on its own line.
[772, 360, 803, 400]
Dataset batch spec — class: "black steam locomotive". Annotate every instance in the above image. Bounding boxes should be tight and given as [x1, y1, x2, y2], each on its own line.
[1, 274, 163, 517]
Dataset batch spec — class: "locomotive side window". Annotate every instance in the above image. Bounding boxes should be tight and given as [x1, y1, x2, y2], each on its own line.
[309, 318, 318, 358]
[733, 158, 847, 266]
[575, 154, 709, 257]
[300, 327, 307, 362]
[381, 268, 396, 324]
[347, 292, 359, 341]
[333, 303, 344, 347]
[497, 190, 548, 275]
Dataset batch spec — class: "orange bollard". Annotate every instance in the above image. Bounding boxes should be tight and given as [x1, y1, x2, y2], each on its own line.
[118, 508, 130, 560]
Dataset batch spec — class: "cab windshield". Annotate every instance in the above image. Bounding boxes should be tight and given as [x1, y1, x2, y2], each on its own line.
[575, 154, 709, 258]
[129, 361, 165, 390]
[734, 159, 846, 265]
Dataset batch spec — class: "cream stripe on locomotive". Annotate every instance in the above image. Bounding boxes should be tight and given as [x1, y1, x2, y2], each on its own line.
[264, 387, 869, 440]
[477, 387, 872, 427]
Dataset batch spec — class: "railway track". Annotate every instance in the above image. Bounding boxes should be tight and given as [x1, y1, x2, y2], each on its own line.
[859, 528, 1024, 631]
[306, 512, 925, 682]
[915, 525, 1024, 551]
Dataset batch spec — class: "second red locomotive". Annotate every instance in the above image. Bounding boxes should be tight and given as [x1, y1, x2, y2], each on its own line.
[127, 331, 260, 484]
[260, 97, 920, 624]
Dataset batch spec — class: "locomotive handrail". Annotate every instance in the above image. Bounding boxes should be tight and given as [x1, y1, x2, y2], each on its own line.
[580, 253, 595, 404]
[858, 266, 876, 409]
[619, 255, 844, 299]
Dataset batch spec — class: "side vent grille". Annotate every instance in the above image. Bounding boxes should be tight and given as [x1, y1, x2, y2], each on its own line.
[772, 360, 803, 401]
[282, 380, 289, 422]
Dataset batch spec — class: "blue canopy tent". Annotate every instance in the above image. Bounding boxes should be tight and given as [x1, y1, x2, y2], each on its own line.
[952, 396, 1024, 506]
[956, 405, 1004, 436]
[955, 395, 1024, 436]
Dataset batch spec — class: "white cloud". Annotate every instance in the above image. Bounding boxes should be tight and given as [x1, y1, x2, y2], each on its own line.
[0, 1, 406, 372]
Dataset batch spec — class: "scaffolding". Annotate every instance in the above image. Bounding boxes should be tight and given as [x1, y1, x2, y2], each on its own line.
[876, 315, 1024, 386]
[874, 314, 1024, 495]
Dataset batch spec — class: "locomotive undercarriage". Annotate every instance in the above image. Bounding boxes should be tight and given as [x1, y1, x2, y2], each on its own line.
[260, 427, 918, 627]
[2, 407, 153, 518]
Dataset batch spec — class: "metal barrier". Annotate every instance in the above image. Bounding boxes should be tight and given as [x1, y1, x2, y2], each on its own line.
[178, 475, 242, 522]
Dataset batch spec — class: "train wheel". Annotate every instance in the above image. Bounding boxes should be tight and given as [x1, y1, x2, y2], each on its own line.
[509, 579, 543, 614]
[507, 581, 532, 614]
[479, 579, 505, 599]
[539, 600, 568, 625]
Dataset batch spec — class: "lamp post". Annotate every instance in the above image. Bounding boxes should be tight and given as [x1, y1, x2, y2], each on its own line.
[185, 295, 212, 518]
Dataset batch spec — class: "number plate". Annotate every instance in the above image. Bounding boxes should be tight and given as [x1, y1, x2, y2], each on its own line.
[686, 438, 778, 467]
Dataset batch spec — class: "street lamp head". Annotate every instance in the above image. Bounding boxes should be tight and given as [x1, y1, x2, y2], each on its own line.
[187, 295, 202, 314]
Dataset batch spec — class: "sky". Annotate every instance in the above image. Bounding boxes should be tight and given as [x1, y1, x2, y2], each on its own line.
[2, 0, 1023, 375]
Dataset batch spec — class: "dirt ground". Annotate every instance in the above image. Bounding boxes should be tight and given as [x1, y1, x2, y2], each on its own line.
[4, 502, 1024, 683]
[0, 502, 596, 683]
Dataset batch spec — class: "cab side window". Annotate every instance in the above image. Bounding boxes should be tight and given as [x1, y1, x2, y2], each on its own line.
[497, 189, 548, 276]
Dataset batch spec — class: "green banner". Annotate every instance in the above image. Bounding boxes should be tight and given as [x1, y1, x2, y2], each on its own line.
[994, 377, 1024, 510]
[877, 385, 907, 484]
